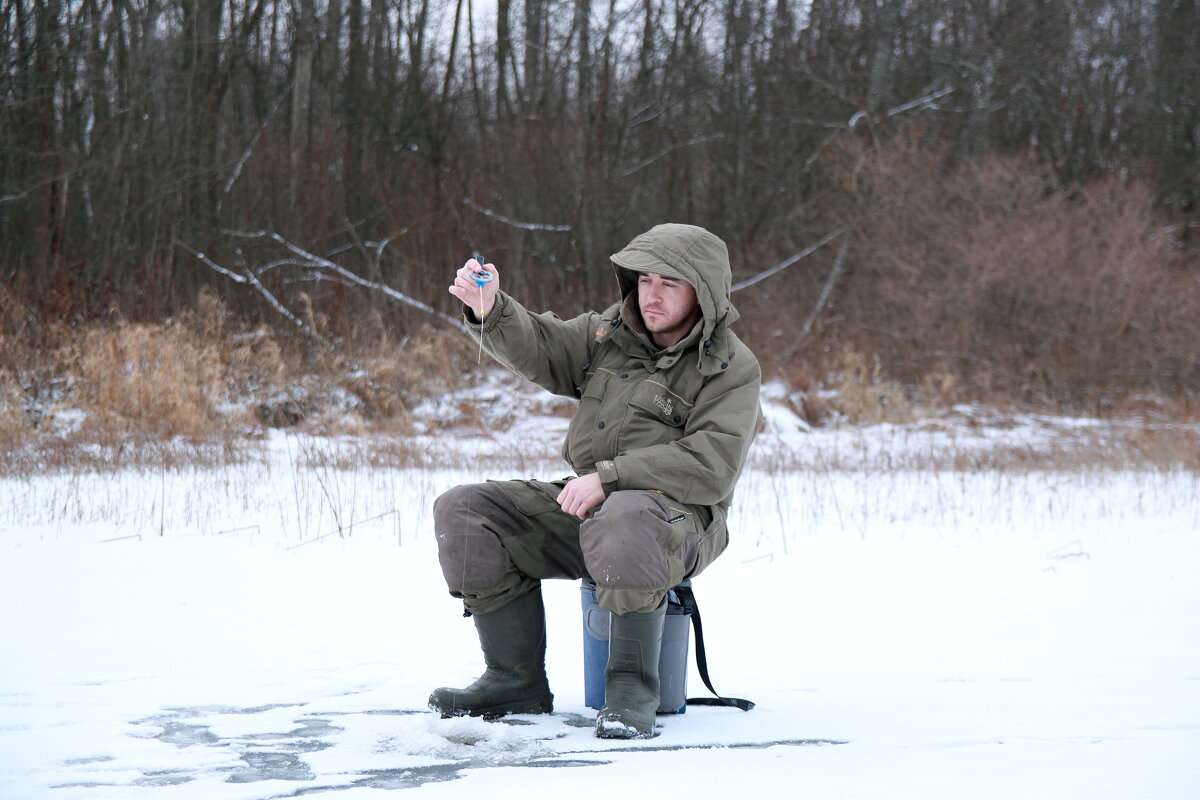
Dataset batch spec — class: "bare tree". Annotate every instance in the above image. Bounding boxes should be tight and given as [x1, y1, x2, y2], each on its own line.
[0, 0, 1194, 356]
[290, 0, 317, 211]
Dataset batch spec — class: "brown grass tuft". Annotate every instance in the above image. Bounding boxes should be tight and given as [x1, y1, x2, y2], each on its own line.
[826, 347, 916, 424]
[330, 322, 478, 425]
[66, 319, 224, 439]
[0, 372, 30, 449]
[0, 284, 499, 475]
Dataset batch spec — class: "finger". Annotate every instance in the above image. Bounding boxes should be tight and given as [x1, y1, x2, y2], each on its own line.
[466, 260, 492, 279]
[454, 271, 482, 292]
[566, 489, 585, 517]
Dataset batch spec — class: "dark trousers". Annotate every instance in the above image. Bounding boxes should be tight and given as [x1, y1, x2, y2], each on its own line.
[433, 479, 725, 616]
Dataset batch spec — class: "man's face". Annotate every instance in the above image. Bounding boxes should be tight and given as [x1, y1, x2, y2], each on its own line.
[637, 272, 702, 348]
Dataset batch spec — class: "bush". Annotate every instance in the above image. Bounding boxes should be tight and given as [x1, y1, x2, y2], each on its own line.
[797, 135, 1199, 413]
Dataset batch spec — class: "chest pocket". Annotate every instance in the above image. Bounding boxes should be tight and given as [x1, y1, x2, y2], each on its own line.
[620, 379, 694, 449]
[567, 370, 614, 467]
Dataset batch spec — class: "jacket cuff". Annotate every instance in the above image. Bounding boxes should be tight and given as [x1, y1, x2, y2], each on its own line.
[596, 459, 619, 495]
[461, 292, 507, 331]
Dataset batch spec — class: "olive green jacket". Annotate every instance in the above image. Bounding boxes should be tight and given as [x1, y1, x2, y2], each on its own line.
[467, 224, 762, 532]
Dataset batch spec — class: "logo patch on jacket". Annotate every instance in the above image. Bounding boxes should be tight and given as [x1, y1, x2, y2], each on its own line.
[653, 393, 674, 418]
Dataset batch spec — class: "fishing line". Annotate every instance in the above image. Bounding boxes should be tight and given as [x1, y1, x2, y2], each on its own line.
[471, 259, 492, 365]
[461, 256, 493, 612]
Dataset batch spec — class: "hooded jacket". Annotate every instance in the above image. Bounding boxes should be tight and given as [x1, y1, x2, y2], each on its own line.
[468, 223, 762, 533]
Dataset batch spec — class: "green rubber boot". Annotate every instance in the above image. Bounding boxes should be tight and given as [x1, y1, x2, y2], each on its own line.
[595, 600, 666, 739]
[428, 588, 554, 719]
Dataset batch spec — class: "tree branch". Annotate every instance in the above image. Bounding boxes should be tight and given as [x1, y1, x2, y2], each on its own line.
[221, 82, 292, 201]
[217, 229, 469, 333]
[174, 238, 247, 284]
[463, 197, 572, 231]
[798, 239, 850, 340]
[731, 226, 847, 292]
[622, 132, 727, 178]
[176, 238, 332, 347]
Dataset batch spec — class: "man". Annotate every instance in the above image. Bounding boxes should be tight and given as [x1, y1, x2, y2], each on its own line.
[430, 223, 761, 739]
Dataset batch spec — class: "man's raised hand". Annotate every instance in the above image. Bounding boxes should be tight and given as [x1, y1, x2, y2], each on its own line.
[449, 258, 500, 321]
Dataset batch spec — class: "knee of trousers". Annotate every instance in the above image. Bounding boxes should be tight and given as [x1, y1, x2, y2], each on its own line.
[580, 490, 682, 601]
[432, 483, 514, 595]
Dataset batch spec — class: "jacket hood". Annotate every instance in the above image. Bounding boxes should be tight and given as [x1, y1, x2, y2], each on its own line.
[610, 224, 740, 367]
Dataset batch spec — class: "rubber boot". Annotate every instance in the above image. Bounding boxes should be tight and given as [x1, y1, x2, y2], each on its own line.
[595, 600, 666, 739]
[428, 587, 554, 719]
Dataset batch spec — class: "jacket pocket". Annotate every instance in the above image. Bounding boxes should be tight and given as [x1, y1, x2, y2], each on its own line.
[619, 379, 693, 449]
[567, 371, 613, 466]
[688, 514, 729, 579]
[487, 479, 566, 516]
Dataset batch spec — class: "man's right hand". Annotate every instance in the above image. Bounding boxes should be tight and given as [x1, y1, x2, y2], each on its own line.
[449, 258, 500, 322]
[556, 472, 605, 519]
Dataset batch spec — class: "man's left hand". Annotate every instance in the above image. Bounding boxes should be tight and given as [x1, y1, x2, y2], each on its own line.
[556, 473, 605, 519]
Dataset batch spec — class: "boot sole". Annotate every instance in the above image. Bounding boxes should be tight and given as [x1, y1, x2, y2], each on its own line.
[595, 723, 656, 739]
[429, 695, 554, 720]
[594, 711, 656, 739]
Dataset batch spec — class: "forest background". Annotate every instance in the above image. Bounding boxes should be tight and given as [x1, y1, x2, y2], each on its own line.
[2, 0, 1199, 459]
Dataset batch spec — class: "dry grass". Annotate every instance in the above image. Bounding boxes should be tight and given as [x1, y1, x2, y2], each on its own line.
[751, 417, 1200, 474]
[825, 347, 917, 424]
[336, 317, 478, 423]
[70, 320, 225, 438]
[3, 295, 1196, 478]
[0, 290, 483, 476]
[0, 373, 29, 450]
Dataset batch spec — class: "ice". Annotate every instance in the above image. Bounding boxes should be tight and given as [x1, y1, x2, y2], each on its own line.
[1, 392, 1198, 798]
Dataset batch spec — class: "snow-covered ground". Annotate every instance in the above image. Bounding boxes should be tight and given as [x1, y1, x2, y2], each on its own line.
[2, 390, 1199, 799]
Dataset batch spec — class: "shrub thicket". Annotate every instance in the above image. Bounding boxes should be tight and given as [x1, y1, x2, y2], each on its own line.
[739, 137, 1199, 417]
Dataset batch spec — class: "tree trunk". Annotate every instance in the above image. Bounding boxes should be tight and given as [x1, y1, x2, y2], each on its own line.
[182, 0, 225, 233]
[496, 0, 512, 117]
[524, 0, 545, 114]
[867, 0, 902, 116]
[346, 0, 367, 218]
[29, 0, 65, 283]
[291, 0, 316, 212]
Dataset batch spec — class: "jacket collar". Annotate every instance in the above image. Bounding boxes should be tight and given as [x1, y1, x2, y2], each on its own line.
[602, 297, 731, 376]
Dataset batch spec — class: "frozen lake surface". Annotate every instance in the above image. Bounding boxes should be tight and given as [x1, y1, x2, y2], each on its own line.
[2, 402, 1198, 798]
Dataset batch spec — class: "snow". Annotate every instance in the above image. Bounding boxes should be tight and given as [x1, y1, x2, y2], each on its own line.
[2, 392, 1199, 799]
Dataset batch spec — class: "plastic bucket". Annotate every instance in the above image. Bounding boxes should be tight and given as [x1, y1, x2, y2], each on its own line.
[581, 579, 690, 714]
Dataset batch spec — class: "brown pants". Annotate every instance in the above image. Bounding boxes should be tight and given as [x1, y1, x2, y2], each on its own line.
[433, 479, 726, 616]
